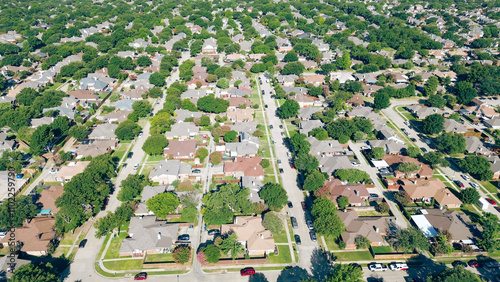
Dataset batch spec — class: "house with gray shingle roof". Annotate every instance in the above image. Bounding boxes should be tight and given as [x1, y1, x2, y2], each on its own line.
[149, 160, 192, 185]
[164, 123, 199, 139]
[88, 124, 118, 140]
[299, 120, 324, 136]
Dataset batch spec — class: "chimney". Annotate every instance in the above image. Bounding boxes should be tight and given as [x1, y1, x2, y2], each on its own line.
[260, 234, 264, 239]
[355, 190, 359, 196]
[158, 232, 161, 240]
[375, 227, 379, 233]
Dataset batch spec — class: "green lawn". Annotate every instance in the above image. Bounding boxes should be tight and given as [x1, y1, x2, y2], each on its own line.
[396, 106, 416, 121]
[59, 231, 79, 246]
[112, 145, 128, 161]
[102, 259, 143, 271]
[268, 245, 292, 264]
[147, 154, 165, 162]
[479, 181, 498, 194]
[145, 253, 174, 263]
[104, 232, 129, 259]
[371, 246, 393, 254]
[263, 174, 277, 184]
[323, 235, 341, 251]
[273, 227, 289, 244]
[334, 250, 373, 261]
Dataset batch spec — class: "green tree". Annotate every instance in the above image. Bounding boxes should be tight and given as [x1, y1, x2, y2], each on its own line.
[195, 147, 209, 162]
[284, 51, 298, 62]
[311, 197, 345, 238]
[428, 265, 483, 282]
[259, 183, 288, 211]
[197, 95, 229, 113]
[217, 78, 229, 89]
[281, 61, 305, 75]
[219, 233, 245, 259]
[117, 174, 150, 202]
[397, 162, 421, 177]
[423, 114, 445, 134]
[422, 152, 450, 168]
[30, 124, 53, 156]
[149, 72, 166, 87]
[262, 211, 283, 234]
[407, 147, 420, 158]
[376, 202, 390, 214]
[295, 153, 319, 175]
[355, 236, 371, 249]
[142, 134, 169, 155]
[435, 132, 466, 154]
[392, 227, 430, 254]
[210, 152, 222, 165]
[0, 195, 37, 229]
[51, 116, 71, 137]
[335, 169, 371, 183]
[327, 263, 363, 282]
[427, 94, 446, 108]
[173, 245, 191, 264]
[146, 192, 179, 219]
[460, 155, 492, 181]
[336, 52, 351, 70]
[337, 195, 350, 210]
[423, 76, 439, 96]
[394, 191, 412, 206]
[309, 127, 328, 140]
[370, 147, 386, 160]
[303, 170, 326, 192]
[10, 263, 58, 282]
[202, 244, 221, 263]
[137, 55, 152, 67]
[278, 99, 300, 118]
[224, 130, 238, 142]
[373, 92, 390, 110]
[132, 100, 152, 118]
[455, 81, 477, 105]
[115, 120, 141, 140]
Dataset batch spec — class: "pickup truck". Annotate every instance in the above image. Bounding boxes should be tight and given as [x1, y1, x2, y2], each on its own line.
[368, 263, 388, 272]
[389, 262, 409, 271]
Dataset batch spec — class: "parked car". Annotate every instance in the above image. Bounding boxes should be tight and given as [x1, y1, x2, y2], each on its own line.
[192, 169, 201, 173]
[279, 125, 283, 129]
[404, 121, 409, 126]
[208, 229, 220, 236]
[291, 217, 298, 228]
[138, 132, 143, 137]
[240, 267, 255, 276]
[369, 193, 379, 199]
[177, 234, 190, 241]
[277, 159, 281, 164]
[470, 182, 479, 189]
[350, 263, 362, 270]
[455, 180, 465, 188]
[133, 163, 139, 170]
[134, 272, 148, 280]
[262, 90, 265, 95]
[287, 201, 293, 208]
[368, 263, 388, 272]
[487, 198, 497, 205]
[128, 152, 133, 159]
[290, 164, 295, 169]
[310, 231, 317, 242]
[421, 147, 427, 153]
[294, 234, 301, 245]
[389, 262, 408, 271]
[279, 168, 284, 173]
[485, 261, 500, 268]
[462, 174, 470, 181]
[306, 220, 314, 230]
[452, 260, 468, 268]
[265, 104, 268, 108]
[301, 202, 307, 210]
[269, 125, 273, 129]
[78, 239, 87, 248]
[122, 163, 127, 168]
[468, 260, 480, 268]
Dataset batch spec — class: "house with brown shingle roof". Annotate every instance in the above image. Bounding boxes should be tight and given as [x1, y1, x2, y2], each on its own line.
[228, 97, 251, 110]
[221, 216, 275, 256]
[399, 178, 447, 203]
[43, 161, 90, 183]
[1, 218, 56, 256]
[68, 89, 100, 103]
[383, 155, 433, 179]
[324, 179, 369, 207]
[338, 210, 390, 250]
[163, 139, 198, 159]
[302, 74, 325, 86]
[433, 188, 462, 208]
[419, 209, 479, 242]
[224, 157, 264, 180]
[226, 108, 255, 122]
[36, 185, 64, 215]
[346, 95, 365, 107]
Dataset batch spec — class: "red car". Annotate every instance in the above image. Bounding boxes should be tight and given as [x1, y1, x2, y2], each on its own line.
[290, 164, 295, 169]
[240, 267, 255, 276]
[468, 260, 480, 268]
[487, 198, 497, 205]
[134, 272, 148, 280]
[301, 201, 307, 210]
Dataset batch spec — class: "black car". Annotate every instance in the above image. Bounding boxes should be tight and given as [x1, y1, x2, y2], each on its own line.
[350, 263, 362, 270]
[208, 229, 220, 236]
[178, 234, 190, 241]
[79, 239, 87, 248]
[290, 217, 298, 228]
[279, 168, 284, 173]
[294, 234, 301, 245]
[279, 125, 283, 129]
[262, 90, 265, 95]
[287, 201, 293, 208]
[265, 104, 268, 108]
[122, 163, 127, 168]
[128, 152, 133, 159]
[192, 169, 201, 173]
[310, 231, 317, 242]
[452, 260, 467, 268]
[269, 125, 273, 129]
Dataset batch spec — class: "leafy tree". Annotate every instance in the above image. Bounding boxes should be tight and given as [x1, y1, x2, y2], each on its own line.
[195, 147, 209, 162]
[95, 203, 134, 238]
[115, 120, 141, 140]
[394, 191, 412, 206]
[10, 263, 58, 282]
[30, 124, 53, 156]
[137, 56, 152, 67]
[173, 245, 191, 264]
[355, 236, 371, 249]
[142, 134, 169, 155]
[308, 86, 324, 97]
[150, 112, 174, 134]
[422, 152, 450, 168]
[430, 233, 454, 255]
[336, 52, 351, 70]
[373, 92, 390, 110]
[455, 81, 477, 105]
[284, 51, 298, 62]
[290, 133, 311, 155]
[423, 76, 439, 96]
[309, 127, 328, 140]
[219, 233, 245, 260]
[337, 195, 350, 210]
[0, 195, 37, 229]
[146, 192, 180, 218]
[392, 227, 430, 254]
[376, 202, 390, 214]
[370, 147, 386, 160]
[202, 244, 221, 263]
[281, 61, 305, 75]
[197, 95, 229, 113]
[148, 87, 163, 98]
[423, 114, 444, 134]
[311, 197, 345, 238]
[335, 169, 371, 183]
[132, 100, 152, 118]
[224, 130, 238, 142]
[16, 88, 38, 106]
[278, 99, 300, 118]
[51, 116, 71, 137]
[428, 265, 483, 282]
[477, 213, 500, 252]
[397, 162, 421, 177]
[435, 132, 466, 154]
[407, 147, 420, 158]
[197, 116, 211, 127]
[327, 263, 363, 282]
[262, 211, 283, 234]
[259, 183, 288, 211]
[209, 152, 222, 165]
[217, 78, 229, 89]
[117, 174, 151, 202]
[427, 94, 446, 108]
[202, 183, 253, 225]
[460, 155, 492, 181]
[260, 159, 270, 168]
[149, 72, 166, 87]
[295, 153, 319, 175]
[303, 170, 326, 192]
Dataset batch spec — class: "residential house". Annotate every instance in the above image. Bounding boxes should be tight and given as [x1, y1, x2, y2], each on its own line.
[383, 155, 433, 179]
[165, 123, 199, 139]
[225, 54, 246, 62]
[317, 155, 354, 176]
[135, 186, 167, 216]
[224, 157, 264, 180]
[362, 84, 383, 96]
[354, 73, 378, 84]
[485, 117, 500, 129]
[163, 139, 198, 159]
[119, 216, 179, 256]
[202, 38, 217, 53]
[406, 105, 443, 119]
[346, 95, 365, 107]
[276, 75, 298, 87]
[98, 110, 132, 123]
[443, 119, 469, 134]
[298, 107, 323, 120]
[338, 210, 389, 249]
[383, 71, 408, 83]
[378, 127, 404, 144]
[465, 136, 489, 155]
[68, 90, 99, 104]
[114, 99, 135, 111]
[241, 176, 264, 203]
[230, 122, 257, 136]
[173, 110, 203, 122]
[433, 188, 463, 208]
[368, 140, 407, 155]
[88, 124, 118, 140]
[75, 140, 117, 159]
[228, 97, 251, 110]
[324, 179, 370, 207]
[1, 218, 56, 256]
[121, 88, 147, 100]
[43, 161, 90, 183]
[0, 131, 15, 153]
[227, 89, 251, 98]
[221, 216, 275, 256]
[36, 185, 64, 215]
[467, 104, 500, 120]
[299, 120, 324, 136]
[398, 178, 447, 203]
[488, 156, 500, 179]
[303, 75, 325, 86]
[331, 72, 355, 84]
[78, 77, 109, 91]
[149, 160, 192, 185]
[289, 94, 315, 108]
[307, 137, 345, 156]
[226, 108, 255, 122]
[225, 134, 259, 157]
[418, 209, 479, 242]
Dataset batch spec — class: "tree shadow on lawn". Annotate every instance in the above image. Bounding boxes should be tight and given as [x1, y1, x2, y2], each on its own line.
[309, 248, 334, 282]
[406, 254, 446, 281]
[277, 266, 311, 282]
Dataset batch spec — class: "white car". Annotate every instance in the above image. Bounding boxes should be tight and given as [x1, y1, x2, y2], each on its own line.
[368, 263, 388, 272]
[470, 182, 479, 189]
[133, 163, 139, 170]
[461, 174, 470, 181]
[389, 262, 409, 271]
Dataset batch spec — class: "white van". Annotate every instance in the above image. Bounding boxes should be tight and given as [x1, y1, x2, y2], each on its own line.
[478, 197, 489, 210]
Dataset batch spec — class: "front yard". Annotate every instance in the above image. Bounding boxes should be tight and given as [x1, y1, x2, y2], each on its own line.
[145, 253, 174, 263]
[334, 250, 373, 261]
[102, 259, 143, 271]
[104, 232, 129, 259]
[267, 245, 292, 264]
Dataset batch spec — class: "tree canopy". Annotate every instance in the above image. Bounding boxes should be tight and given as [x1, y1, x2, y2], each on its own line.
[142, 134, 169, 155]
[259, 183, 288, 211]
[278, 99, 300, 119]
[311, 197, 345, 238]
[422, 114, 444, 135]
[147, 192, 180, 219]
